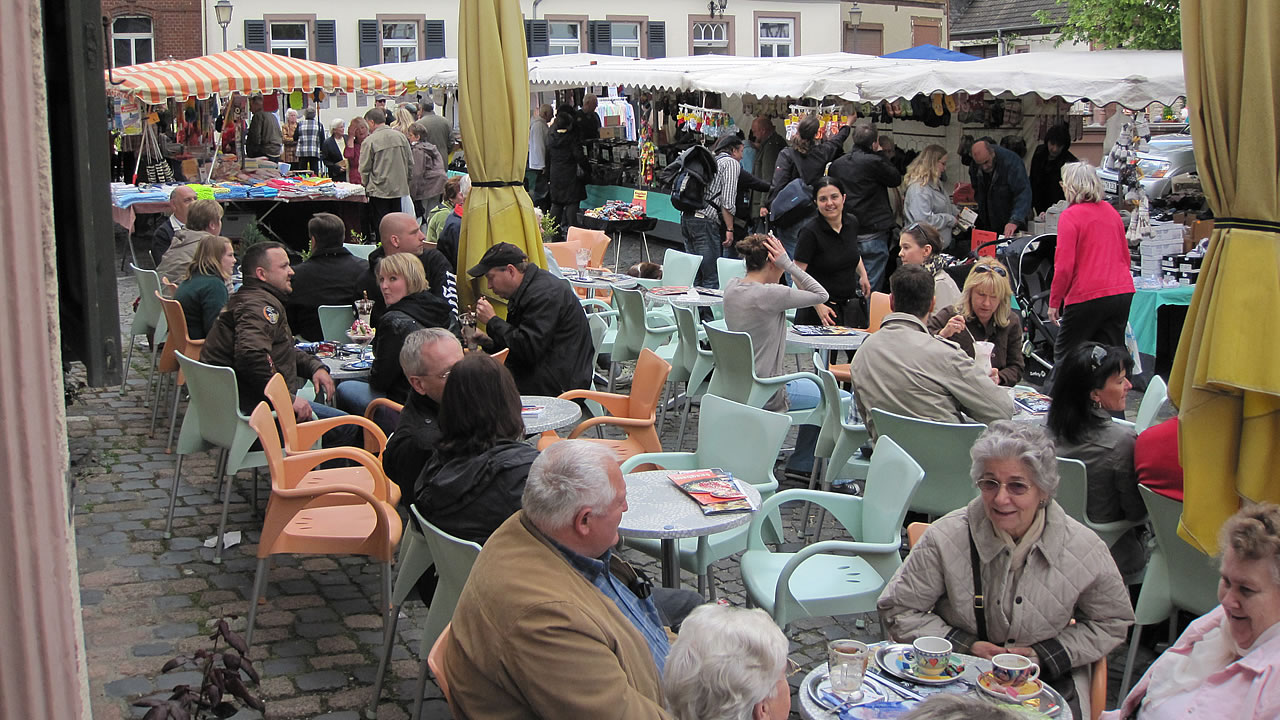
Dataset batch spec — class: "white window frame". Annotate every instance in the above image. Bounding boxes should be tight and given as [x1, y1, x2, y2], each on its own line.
[692, 21, 728, 55]
[380, 20, 419, 64]
[611, 22, 641, 58]
[270, 22, 309, 60]
[112, 16, 153, 67]
[758, 18, 793, 58]
[549, 22, 581, 55]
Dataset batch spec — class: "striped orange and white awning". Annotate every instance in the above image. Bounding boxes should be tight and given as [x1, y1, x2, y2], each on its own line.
[110, 49, 403, 104]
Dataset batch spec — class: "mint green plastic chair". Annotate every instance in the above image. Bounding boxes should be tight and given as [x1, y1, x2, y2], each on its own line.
[804, 356, 868, 537]
[317, 304, 356, 341]
[409, 507, 481, 720]
[703, 323, 824, 428]
[344, 242, 378, 260]
[609, 288, 676, 391]
[1119, 485, 1220, 697]
[1134, 375, 1168, 433]
[369, 520, 434, 716]
[712, 257, 747, 321]
[1054, 456, 1149, 554]
[620, 394, 791, 599]
[169, 352, 268, 563]
[662, 247, 702, 289]
[868, 408, 986, 518]
[739, 437, 925, 630]
[671, 306, 716, 451]
[122, 265, 165, 398]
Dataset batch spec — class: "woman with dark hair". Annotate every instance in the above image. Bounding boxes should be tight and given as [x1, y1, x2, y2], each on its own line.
[898, 222, 961, 310]
[413, 354, 539, 545]
[1048, 342, 1146, 580]
[1029, 124, 1078, 215]
[546, 112, 589, 240]
[793, 176, 871, 328]
[766, 115, 851, 259]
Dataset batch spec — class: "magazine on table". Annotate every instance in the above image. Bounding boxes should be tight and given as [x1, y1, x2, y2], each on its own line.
[791, 325, 866, 337]
[521, 404, 545, 418]
[1013, 388, 1052, 415]
[668, 468, 757, 515]
[649, 286, 690, 296]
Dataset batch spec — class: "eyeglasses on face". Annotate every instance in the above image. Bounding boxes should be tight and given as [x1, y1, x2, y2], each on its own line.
[973, 264, 1008, 278]
[975, 478, 1033, 496]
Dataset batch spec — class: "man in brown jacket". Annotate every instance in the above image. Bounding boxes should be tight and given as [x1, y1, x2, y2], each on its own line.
[359, 108, 413, 238]
[444, 441, 678, 720]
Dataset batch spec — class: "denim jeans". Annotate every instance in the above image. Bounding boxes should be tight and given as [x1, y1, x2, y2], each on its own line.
[784, 379, 850, 474]
[680, 214, 722, 288]
[858, 230, 892, 294]
[773, 221, 804, 285]
[307, 400, 364, 448]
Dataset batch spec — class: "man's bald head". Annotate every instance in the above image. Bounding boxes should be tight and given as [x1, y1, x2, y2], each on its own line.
[751, 116, 775, 142]
[380, 212, 425, 256]
[169, 186, 198, 224]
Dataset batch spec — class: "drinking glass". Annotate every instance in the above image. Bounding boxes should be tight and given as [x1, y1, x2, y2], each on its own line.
[460, 311, 478, 351]
[575, 248, 591, 276]
[827, 639, 869, 700]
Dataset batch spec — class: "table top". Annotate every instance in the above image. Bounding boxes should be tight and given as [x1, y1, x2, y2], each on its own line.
[787, 327, 870, 351]
[519, 395, 582, 434]
[564, 270, 639, 291]
[619, 470, 761, 540]
[321, 354, 372, 382]
[798, 649, 1073, 720]
[648, 288, 725, 307]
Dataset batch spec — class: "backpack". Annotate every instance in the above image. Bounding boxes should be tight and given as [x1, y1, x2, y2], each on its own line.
[660, 145, 716, 214]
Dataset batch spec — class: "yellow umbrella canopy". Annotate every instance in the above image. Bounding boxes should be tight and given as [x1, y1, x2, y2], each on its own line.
[1173, 0, 1280, 553]
[455, 0, 545, 312]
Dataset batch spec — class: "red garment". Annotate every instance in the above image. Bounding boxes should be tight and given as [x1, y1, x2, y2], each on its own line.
[1049, 200, 1134, 309]
[1135, 417, 1183, 501]
[453, 203, 464, 217]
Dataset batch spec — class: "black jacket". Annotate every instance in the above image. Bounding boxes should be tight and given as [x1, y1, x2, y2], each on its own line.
[437, 211, 462, 272]
[1029, 144, 1078, 215]
[414, 440, 540, 545]
[357, 245, 458, 327]
[969, 144, 1033, 233]
[827, 145, 903, 233]
[370, 291, 452, 401]
[287, 245, 368, 340]
[321, 137, 347, 181]
[767, 125, 851, 205]
[481, 266, 594, 397]
[546, 129, 589, 205]
[734, 167, 772, 226]
[151, 218, 177, 267]
[383, 391, 441, 504]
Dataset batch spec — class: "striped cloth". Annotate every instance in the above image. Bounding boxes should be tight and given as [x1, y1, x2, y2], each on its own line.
[295, 118, 325, 158]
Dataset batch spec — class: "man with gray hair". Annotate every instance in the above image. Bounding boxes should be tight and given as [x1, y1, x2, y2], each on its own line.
[417, 98, 452, 163]
[381, 328, 464, 500]
[293, 106, 326, 174]
[445, 440, 688, 719]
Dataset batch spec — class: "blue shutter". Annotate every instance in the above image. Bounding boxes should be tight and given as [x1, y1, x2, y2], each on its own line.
[244, 20, 266, 52]
[647, 21, 666, 58]
[525, 20, 548, 57]
[358, 19, 379, 66]
[315, 20, 336, 64]
[424, 20, 446, 59]
[588, 21, 612, 55]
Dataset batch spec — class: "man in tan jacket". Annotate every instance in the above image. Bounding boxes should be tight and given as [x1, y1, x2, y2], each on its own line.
[359, 107, 412, 240]
[444, 441, 678, 719]
[851, 264, 1013, 437]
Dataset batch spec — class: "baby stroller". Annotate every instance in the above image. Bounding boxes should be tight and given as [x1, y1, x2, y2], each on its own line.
[997, 234, 1058, 378]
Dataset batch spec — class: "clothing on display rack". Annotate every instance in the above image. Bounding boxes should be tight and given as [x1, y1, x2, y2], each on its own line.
[595, 97, 638, 142]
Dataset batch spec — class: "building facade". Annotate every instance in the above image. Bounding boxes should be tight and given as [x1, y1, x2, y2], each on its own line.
[103, 0, 205, 65]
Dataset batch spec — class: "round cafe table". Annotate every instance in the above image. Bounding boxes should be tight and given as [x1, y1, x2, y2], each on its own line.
[786, 327, 870, 352]
[564, 269, 640, 292]
[519, 395, 582, 435]
[797, 647, 1073, 720]
[647, 288, 725, 308]
[619, 470, 762, 589]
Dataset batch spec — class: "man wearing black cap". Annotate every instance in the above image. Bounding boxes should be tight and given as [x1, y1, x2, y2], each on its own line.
[469, 243, 594, 397]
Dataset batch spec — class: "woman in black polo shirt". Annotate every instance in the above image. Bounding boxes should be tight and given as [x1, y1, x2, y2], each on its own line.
[793, 176, 872, 328]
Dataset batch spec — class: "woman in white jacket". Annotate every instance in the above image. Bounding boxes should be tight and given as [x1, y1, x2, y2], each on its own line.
[903, 144, 961, 251]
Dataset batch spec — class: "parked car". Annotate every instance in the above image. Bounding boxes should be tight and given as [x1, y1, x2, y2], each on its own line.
[1098, 133, 1196, 201]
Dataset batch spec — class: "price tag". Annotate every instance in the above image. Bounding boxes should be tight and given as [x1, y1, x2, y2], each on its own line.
[631, 190, 647, 211]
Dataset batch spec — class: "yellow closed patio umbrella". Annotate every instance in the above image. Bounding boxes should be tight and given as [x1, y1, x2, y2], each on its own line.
[1173, 0, 1280, 553]
[455, 0, 544, 313]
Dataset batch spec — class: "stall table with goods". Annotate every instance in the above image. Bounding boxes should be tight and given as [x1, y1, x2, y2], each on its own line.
[578, 200, 658, 269]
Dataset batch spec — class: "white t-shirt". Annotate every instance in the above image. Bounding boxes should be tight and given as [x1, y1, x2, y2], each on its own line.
[528, 116, 550, 170]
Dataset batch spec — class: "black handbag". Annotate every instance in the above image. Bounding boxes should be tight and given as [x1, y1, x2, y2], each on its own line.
[768, 151, 815, 227]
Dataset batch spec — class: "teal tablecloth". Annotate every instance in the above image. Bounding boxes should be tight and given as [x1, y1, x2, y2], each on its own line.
[1129, 285, 1195, 355]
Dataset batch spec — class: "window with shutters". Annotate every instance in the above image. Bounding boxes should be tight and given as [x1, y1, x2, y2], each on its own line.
[549, 21, 581, 55]
[611, 22, 640, 57]
[692, 21, 728, 55]
[757, 18, 793, 57]
[270, 22, 309, 59]
[381, 21, 418, 63]
[112, 16, 153, 67]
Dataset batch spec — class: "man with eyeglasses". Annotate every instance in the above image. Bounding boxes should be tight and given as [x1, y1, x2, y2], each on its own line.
[969, 137, 1032, 238]
[381, 327, 464, 502]
[851, 264, 1013, 438]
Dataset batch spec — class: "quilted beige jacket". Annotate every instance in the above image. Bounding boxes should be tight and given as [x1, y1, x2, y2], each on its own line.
[878, 498, 1133, 711]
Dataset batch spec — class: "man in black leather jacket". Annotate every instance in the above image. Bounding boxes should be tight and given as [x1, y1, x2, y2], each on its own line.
[828, 124, 903, 292]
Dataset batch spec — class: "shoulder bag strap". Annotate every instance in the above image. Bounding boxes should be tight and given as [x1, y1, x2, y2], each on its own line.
[968, 527, 988, 643]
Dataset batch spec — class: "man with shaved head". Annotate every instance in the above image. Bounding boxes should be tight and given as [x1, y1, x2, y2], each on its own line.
[151, 185, 197, 266]
[356, 211, 457, 324]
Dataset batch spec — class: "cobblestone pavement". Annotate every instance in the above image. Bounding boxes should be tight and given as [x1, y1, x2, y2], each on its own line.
[74, 237, 1156, 719]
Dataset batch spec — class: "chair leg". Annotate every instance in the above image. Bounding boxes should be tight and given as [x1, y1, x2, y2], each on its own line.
[214, 470, 235, 564]
[145, 344, 160, 406]
[706, 566, 718, 602]
[150, 374, 169, 436]
[382, 562, 394, 643]
[608, 361, 617, 393]
[165, 384, 183, 452]
[244, 557, 269, 650]
[411, 653, 431, 720]
[799, 459, 825, 538]
[697, 572, 706, 597]
[251, 468, 259, 514]
[1119, 623, 1144, 700]
[676, 383, 693, 451]
[164, 454, 184, 539]
[368, 597, 404, 719]
[120, 336, 135, 395]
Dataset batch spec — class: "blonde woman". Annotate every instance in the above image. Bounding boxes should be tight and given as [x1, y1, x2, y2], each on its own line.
[903, 144, 961, 250]
[927, 257, 1024, 386]
[175, 234, 235, 339]
[393, 105, 416, 139]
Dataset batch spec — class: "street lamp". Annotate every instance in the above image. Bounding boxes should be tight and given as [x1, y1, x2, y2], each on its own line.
[708, 0, 728, 19]
[847, 4, 862, 54]
[214, 0, 234, 52]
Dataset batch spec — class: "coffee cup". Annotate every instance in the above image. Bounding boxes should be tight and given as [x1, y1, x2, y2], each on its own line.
[991, 653, 1040, 687]
[910, 636, 952, 678]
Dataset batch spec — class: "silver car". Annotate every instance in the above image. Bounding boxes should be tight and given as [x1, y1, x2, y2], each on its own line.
[1097, 133, 1196, 200]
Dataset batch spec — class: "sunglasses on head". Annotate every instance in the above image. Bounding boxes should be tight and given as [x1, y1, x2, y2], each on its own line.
[973, 264, 1008, 278]
[1089, 344, 1109, 372]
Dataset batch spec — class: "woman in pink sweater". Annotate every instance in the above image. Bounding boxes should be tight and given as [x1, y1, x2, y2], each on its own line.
[1048, 162, 1134, 370]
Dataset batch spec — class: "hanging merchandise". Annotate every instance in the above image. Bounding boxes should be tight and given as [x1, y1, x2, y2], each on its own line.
[289, 90, 304, 110]
[784, 103, 850, 141]
[676, 103, 737, 139]
[638, 140, 657, 186]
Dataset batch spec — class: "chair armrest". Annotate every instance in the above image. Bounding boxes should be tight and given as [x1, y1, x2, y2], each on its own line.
[567, 415, 655, 437]
[295, 414, 388, 455]
[620, 452, 697, 473]
[558, 389, 630, 416]
[755, 370, 823, 390]
[282, 447, 394, 501]
[773, 539, 903, 615]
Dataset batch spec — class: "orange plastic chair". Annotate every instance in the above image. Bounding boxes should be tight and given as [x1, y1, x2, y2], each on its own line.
[155, 293, 206, 451]
[429, 623, 454, 709]
[906, 521, 930, 549]
[538, 348, 671, 464]
[866, 292, 892, 333]
[244, 401, 403, 650]
[262, 373, 389, 457]
[566, 227, 611, 267]
[491, 348, 509, 365]
[363, 397, 405, 443]
[544, 240, 586, 271]
[1090, 657, 1107, 720]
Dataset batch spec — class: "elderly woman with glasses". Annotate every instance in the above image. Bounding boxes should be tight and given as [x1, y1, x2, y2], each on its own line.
[1049, 342, 1146, 581]
[927, 257, 1024, 386]
[878, 421, 1134, 720]
[662, 604, 796, 720]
